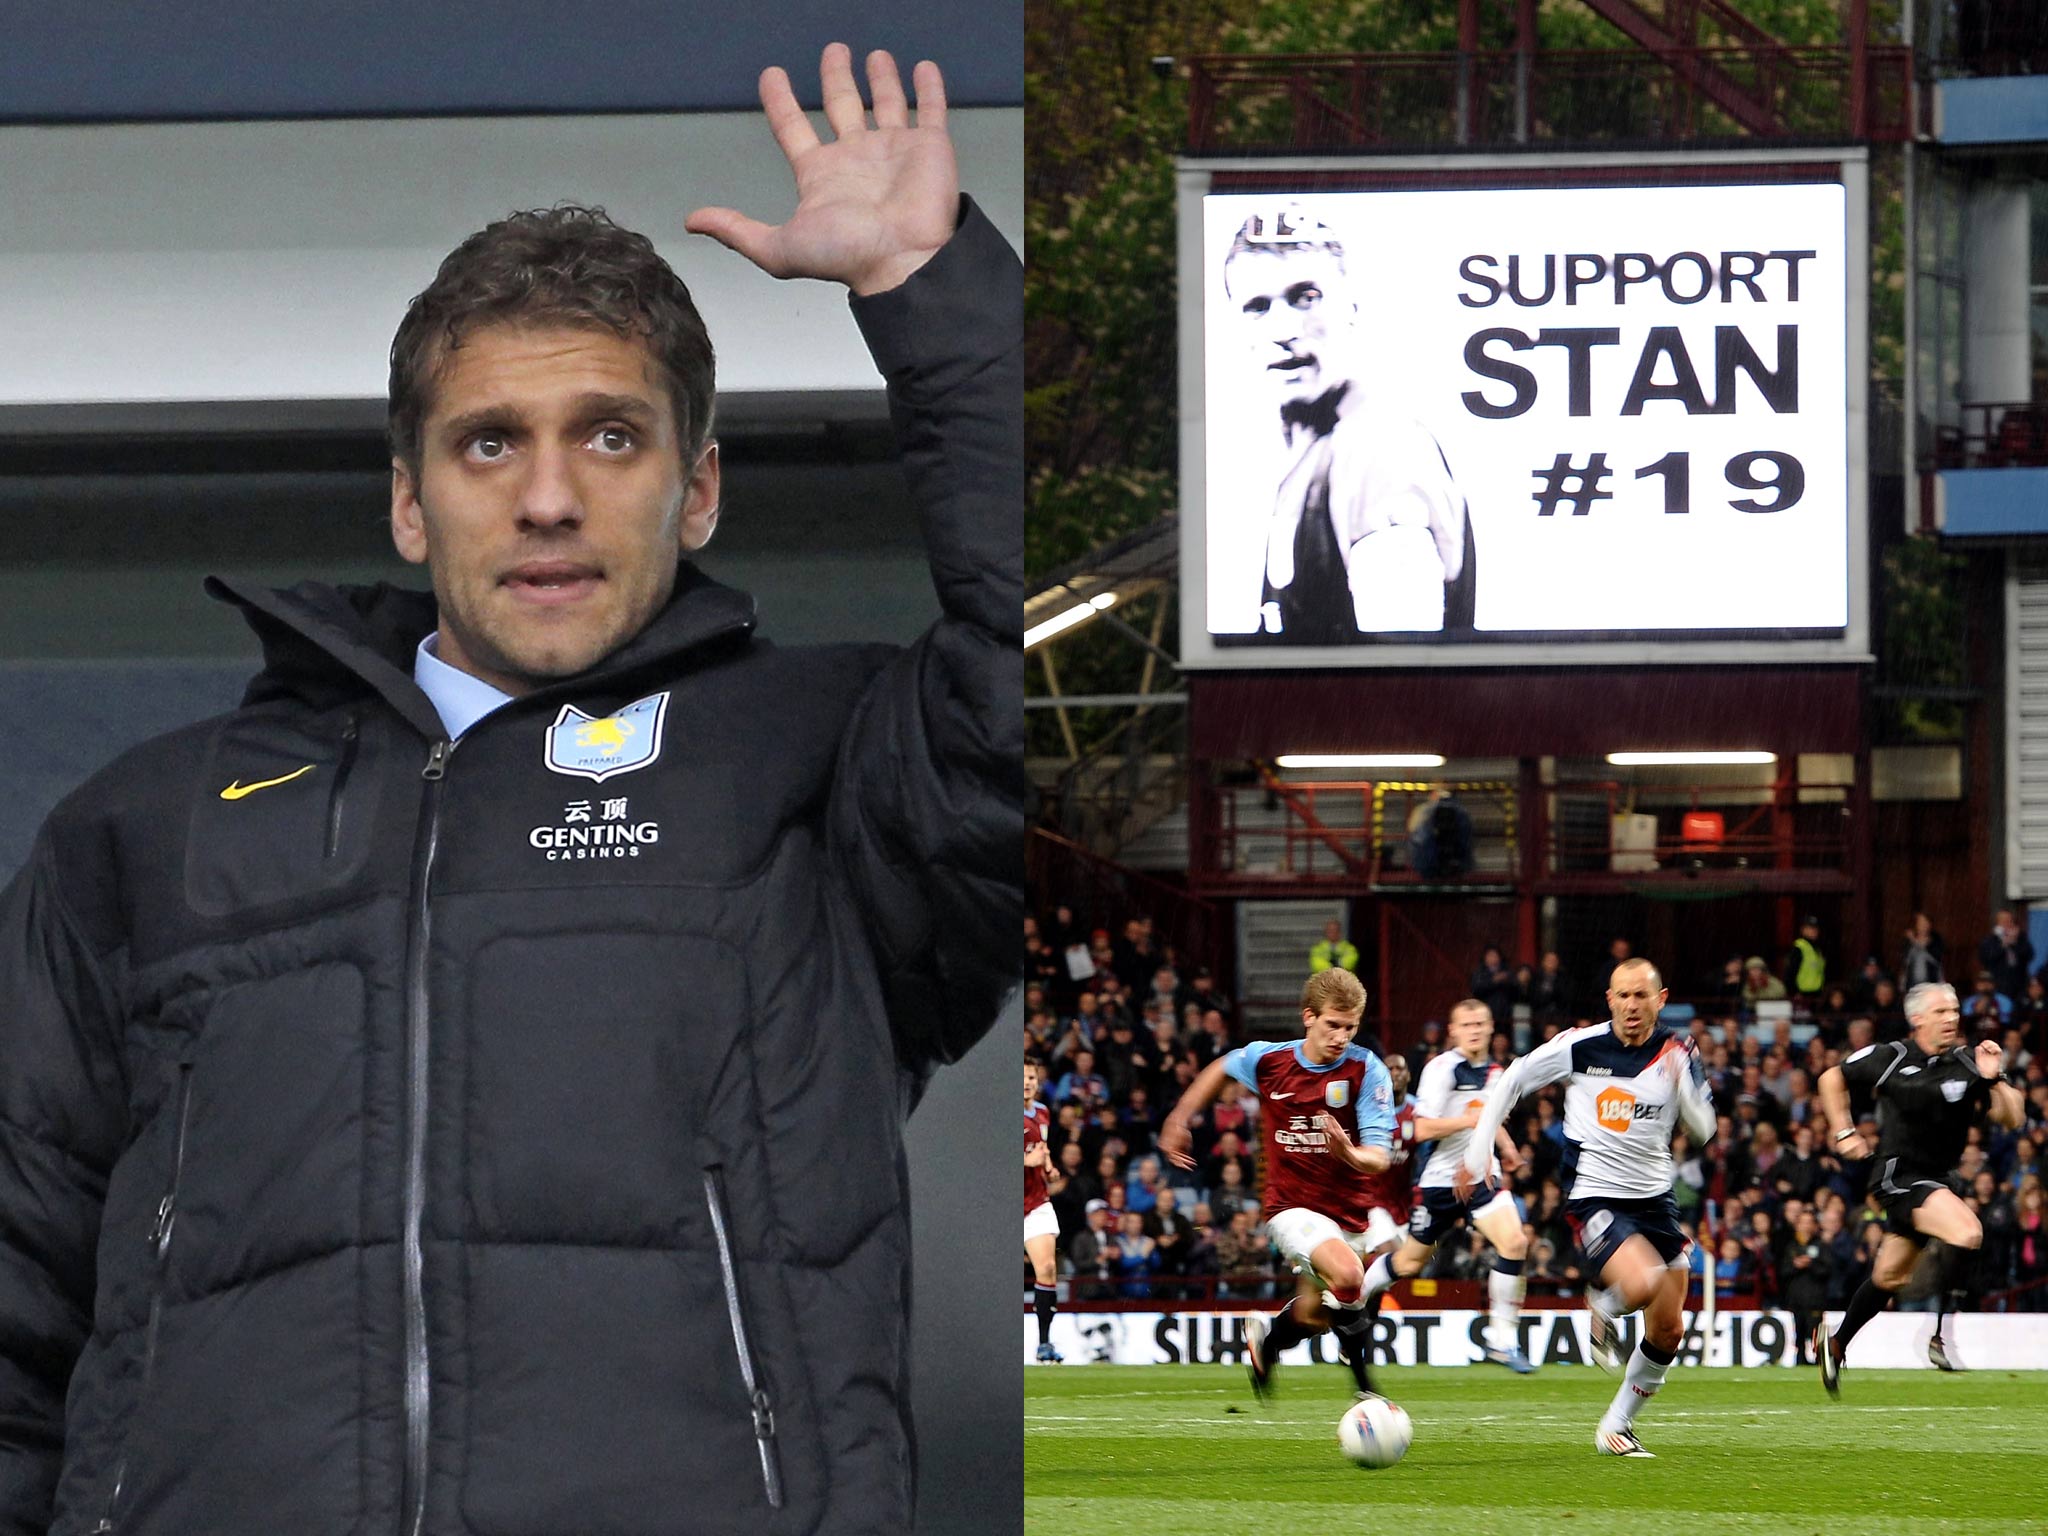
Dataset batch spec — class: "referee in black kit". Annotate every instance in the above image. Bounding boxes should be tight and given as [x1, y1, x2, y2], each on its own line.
[1813, 982, 2025, 1394]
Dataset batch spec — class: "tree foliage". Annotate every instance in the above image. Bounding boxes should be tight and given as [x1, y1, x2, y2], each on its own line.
[1878, 533, 1968, 741]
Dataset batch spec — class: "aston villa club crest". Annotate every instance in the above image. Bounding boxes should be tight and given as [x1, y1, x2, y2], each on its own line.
[544, 692, 671, 784]
[1324, 1079, 1350, 1109]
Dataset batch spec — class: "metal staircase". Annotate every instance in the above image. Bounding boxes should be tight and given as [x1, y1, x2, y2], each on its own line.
[1573, 0, 1798, 135]
[1237, 899, 1350, 1039]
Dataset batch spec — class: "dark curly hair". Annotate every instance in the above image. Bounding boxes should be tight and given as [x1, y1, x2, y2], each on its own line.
[388, 203, 715, 474]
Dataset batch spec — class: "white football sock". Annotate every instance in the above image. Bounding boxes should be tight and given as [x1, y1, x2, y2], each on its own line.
[1361, 1252, 1397, 1303]
[1600, 1341, 1673, 1433]
[1487, 1268, 1525, 1353]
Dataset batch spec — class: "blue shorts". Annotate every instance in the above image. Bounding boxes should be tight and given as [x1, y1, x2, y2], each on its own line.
[1408, 1184, 1515, 1247]
[1566, 1194, 1688, 1273]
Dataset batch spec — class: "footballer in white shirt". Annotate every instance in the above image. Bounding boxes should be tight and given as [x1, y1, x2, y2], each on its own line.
[1357, 999, 1535, 1373]
[1462, 959, 1717, 1457]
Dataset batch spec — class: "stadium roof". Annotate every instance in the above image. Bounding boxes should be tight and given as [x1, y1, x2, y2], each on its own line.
[1025, 513, 1178, 644]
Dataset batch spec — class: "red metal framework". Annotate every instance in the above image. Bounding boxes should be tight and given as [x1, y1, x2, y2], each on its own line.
[1545, 777, 1852, 887]
[1199, 770, 1519, 895]
[1186, 45, 1912, 153]
[1191, 772, 1852, 896]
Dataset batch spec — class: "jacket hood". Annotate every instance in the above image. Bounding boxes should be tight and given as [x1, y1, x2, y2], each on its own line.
[206, 562, 758, 739]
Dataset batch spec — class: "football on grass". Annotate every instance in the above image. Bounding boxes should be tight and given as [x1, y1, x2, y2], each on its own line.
[1337, 1395, 1413, 1469]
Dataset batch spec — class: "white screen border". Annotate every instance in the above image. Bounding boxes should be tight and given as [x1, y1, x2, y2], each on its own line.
[1175, 147, 1872, 670]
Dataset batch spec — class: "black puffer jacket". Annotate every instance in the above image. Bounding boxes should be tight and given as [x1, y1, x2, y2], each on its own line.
[0, 205, 1021, 1536]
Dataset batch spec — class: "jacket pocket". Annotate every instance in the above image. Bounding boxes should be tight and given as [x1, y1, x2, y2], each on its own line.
[90, 1062, 192, 1535]
[459, 1234, 825, 1536]
[321, 710, 360, 860]
[705, 1167, 784, 1509]
[186, 710, 384, 915]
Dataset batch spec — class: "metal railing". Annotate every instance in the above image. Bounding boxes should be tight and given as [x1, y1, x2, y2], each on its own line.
[1200, 773, 1855, 884]
[1932, 400, 2048, 470]
[1208, 775, 1517, 887]
[1550, 780, 1849, 874]
[1187, 46, 1912, 153]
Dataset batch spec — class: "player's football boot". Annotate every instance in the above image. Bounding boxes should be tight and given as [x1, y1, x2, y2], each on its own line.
[1927, 1334, 1962, 1372]
[1588, 1308, 1623, 1373]
[1595, 1427, 1654, 1458]
[1816, 1326, 1841, 1398]
[1328, 1303, 1377, 1397]
[1244, 1314, 1277, 1400]
[1035, 1342, 1064, 1364]
[1334, 1339, 1375, 1398]
[1484, 1346, 1538, 1375]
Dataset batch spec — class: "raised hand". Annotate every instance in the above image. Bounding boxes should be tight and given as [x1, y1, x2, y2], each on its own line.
[686, 43, 959, 296]
[1975, 1038, 2006, 1080]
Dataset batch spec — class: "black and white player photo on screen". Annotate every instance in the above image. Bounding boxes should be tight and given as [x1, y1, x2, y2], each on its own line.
[1215, 205, 1477, 642]
[1197, 174, 1853, 656]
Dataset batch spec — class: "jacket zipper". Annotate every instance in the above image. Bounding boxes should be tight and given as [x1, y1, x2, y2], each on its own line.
[92, 1063, 195, 1535]
[324, 711, 362, 860]
[703, 1171, 784, 1510]
[400, 738, 450, 1536]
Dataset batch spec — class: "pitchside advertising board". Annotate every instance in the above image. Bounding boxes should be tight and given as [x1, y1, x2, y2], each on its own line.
[1177, 150, 1870, 669]
[1029, 1309, 2048, 1370]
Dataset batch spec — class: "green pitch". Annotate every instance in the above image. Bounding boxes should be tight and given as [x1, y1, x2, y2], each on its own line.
[1026, 1364, 2048, 1534]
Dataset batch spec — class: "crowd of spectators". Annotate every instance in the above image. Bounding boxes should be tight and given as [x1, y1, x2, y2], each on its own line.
[1025, 902, 2048, 1315]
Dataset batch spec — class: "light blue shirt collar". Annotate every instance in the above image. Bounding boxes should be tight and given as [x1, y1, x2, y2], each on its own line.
[413, 633, 514, 740]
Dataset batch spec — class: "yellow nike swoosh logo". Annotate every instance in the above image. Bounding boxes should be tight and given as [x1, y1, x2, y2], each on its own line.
[219, 764, 317, 800]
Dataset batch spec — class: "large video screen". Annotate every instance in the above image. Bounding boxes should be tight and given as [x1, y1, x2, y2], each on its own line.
[1182, 159, 1863, 667]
